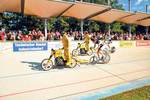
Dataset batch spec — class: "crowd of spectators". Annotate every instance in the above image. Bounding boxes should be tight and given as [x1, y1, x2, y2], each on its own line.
[109, 32, 150, 40]
[0, 29, 45, 41]
[0, 29, 150, 42]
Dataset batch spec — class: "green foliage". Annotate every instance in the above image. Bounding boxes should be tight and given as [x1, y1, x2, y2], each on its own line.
[1, 12, 44, 31]
[92, 22, 100, 31]
[100, 85, 150, 100]
[111, 22, 123, 33]
[131, 25, 137, 33]
[47, 17, 56, 31]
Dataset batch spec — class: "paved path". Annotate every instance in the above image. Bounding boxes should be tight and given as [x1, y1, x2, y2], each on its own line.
[0, 47, 150, 100]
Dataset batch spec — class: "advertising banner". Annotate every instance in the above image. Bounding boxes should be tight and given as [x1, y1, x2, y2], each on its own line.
[136, 40, 150, 47]
[13, 42, 48, 52]
[120, 41, 133, 48]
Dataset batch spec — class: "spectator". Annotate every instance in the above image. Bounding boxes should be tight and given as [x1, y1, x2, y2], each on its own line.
[1, 28, 5, 42]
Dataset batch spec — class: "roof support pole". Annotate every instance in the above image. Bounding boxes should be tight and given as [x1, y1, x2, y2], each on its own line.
[128, 0, 131, 34]
[146, 27, 149, 34]
[0, 18, 2, 26]
[21, 0, 25, 16]
[107, 0, 111, 35]
[107, 0, 110, 6]
[44, 19, 48, 40]
[145, 5, 149, 34]
[108, 24, 111, 35]
[80, 20, 84, 40]
[129, 25, 131, 34]
[80, 0, 83, 40]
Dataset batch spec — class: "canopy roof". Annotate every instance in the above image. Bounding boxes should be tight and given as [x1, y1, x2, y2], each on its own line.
[0, 0, 73, 18]
[25, 0, 73, 18]
[135, 18, 150, 26]
[0, 0, 110, 19]
[61, 2, 110, 19]
[90, 9, 133, 23]
[0, 0, 21, 13]
[118, 12, 150, 24]
[0, 0, 150, 26]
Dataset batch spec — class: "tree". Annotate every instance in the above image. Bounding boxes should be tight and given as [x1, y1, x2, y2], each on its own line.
[47, 17, 56, 31]
[111, 22, 123, 33]
[1, 12, 45, 32]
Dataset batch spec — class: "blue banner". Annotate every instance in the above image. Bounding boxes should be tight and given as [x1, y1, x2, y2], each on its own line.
[13, 42, 48, 52]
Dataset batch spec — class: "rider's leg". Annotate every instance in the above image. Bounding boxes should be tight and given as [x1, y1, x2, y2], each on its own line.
[97, 44, 103, 58]
[108, 44, 110, 48]
[94, 43, 96, 48]
[85, 43, 90, 54]
[64, 48, 71, 65]
[97, 48, 102, 58]
[85, 43, 89, 51]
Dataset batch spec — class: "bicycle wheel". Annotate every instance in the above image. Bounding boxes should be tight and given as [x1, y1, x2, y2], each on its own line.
[72, 49, 79, 56]
[110, 46, 116, 53]
[68, 58, 77, 68]
[89, 55, 98, 64]
[102, 53, 111, 64]
[41, 59, 53, 71]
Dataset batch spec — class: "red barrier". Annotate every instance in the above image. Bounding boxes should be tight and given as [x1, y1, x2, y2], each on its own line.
[136, 40, 150, 47]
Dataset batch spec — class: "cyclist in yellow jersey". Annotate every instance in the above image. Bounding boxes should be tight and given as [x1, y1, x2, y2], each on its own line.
[61, 32, 71, 65]
[84, 32, 90, 53]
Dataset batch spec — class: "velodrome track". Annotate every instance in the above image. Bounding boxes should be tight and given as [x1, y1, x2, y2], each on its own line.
[0, 46, 150, 100]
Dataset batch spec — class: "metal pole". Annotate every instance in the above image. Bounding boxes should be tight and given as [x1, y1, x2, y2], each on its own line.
[21, 0, 25, 16]
[108, 24, 111, 35]
[44, 19, 48, 40]
[146, 5, 148, 13]
[0, 19, 2, 26]
[108, 0, 111, 35]
[146, 27, 149, 34]
[128, 0, 131, 34]
[128, 0, 131, 11]
[107, 0, 110, 6]
[80, 0, 83, 40]
[80, 20, 84, 40]
[146, 5, 149, 34]
[129, 24, 131, 34]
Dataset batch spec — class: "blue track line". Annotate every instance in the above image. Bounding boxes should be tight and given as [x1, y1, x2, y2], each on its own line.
[73, 78, 150, 100]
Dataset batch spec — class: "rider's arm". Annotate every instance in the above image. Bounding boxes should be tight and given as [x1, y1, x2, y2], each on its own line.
[49, 50, 55, 59]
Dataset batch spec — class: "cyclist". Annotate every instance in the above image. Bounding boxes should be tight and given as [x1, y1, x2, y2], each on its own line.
[104, 33, 112, 49]
[84, 32, 90, 54]
[61, 32, 71, 66]
[97, 37, 106, 58]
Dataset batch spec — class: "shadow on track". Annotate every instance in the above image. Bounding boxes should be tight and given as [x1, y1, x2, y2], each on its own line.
[21, 61, 66, 71]
[21, 61, 43, 71]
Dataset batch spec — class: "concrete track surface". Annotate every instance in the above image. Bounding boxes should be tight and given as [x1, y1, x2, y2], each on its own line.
[0, 47, 150, 100]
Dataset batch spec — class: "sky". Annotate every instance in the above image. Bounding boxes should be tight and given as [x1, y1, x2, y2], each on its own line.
[118, 0, 150, 13]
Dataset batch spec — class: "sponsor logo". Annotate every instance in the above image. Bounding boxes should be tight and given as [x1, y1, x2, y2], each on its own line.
[13, 42, 48, 52]
[120, 41, 133, 48]
[136, 40, 150, 46]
